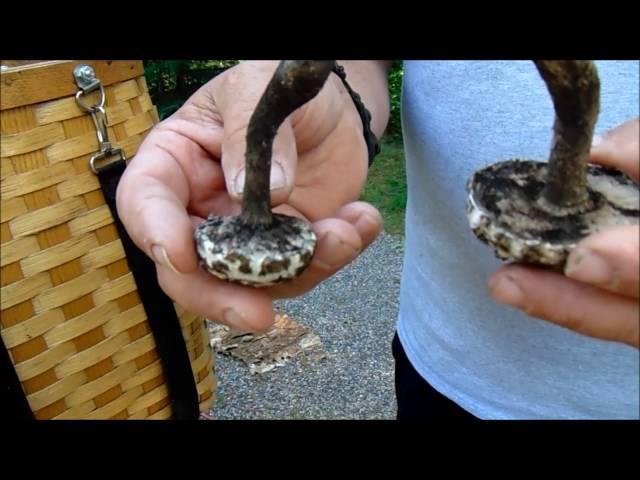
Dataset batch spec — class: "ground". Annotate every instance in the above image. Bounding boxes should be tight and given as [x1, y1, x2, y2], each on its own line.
[207, 233, 404, 420]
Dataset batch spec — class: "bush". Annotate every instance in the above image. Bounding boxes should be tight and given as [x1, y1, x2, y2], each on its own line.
[143, 60, 239, 119]
[385, 60, 404, 141]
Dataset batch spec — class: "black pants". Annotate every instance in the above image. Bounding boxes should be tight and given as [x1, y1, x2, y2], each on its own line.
[392, 333, 479, 420]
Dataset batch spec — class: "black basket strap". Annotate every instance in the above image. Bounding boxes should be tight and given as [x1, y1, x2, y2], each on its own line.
[97, 159, 200, 420]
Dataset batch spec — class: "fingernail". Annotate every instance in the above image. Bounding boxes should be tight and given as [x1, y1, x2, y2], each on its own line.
[489, 273, 525, 307]
[314, 231, 360, 270]
[222, 308, 246, 330]
[565, 247, 611, 285]
[269, 161, 287, 191]
[233, 169, 246, 196]
[591, 134, 603, 148]
[150, 244, 180, 274]
[233, 161, 287, 195]
[354, 212, 382, 235]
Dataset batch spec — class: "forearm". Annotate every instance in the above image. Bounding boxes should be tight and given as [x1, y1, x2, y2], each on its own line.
[337, 60, 392, 139]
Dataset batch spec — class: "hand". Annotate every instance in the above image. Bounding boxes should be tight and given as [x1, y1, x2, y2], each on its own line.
[488, 118, 639, 348]
[116, 61, 384, 331]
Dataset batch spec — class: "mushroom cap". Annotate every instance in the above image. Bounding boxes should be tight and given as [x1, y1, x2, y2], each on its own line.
[194, 213, 317, 287]
[466, 159, 639, 269]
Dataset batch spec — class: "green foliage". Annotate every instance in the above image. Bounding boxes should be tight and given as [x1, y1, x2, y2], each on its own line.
[385, 60, 404, 141]
[143, 60, 239, 119]
[361, 137, 407, 236]
[360, 61, 407, 237]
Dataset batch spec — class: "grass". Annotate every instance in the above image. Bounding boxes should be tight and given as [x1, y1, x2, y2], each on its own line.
[360, 136, 407, 237]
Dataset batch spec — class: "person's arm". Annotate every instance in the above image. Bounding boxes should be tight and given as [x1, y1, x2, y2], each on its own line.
[336, 60, 392, 140]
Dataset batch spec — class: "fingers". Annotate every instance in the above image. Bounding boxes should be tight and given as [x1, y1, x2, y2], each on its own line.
[211, 61, 298, 205]
[157, 265, 276, 332]
[565, 225, 639, 299]
[161, 201, 381, 329]
[116, 133, 199, 275]
[590, 117, 639, 181]
[488, 265, 639, 349]
[332, 201, 384, 252]
[121, 176, 197, 275]
[267, 202, 383, 298]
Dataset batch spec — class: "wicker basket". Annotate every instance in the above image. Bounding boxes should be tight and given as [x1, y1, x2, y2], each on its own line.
[1, 60, 215, 419]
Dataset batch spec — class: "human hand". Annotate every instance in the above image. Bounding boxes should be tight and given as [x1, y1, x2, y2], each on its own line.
[116, 61, 385, 331]
[488, 118, 639, 348]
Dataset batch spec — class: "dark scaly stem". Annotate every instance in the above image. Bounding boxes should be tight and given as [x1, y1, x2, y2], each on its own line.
[241, 60, 335, 226]
[534, 60, 600, 210]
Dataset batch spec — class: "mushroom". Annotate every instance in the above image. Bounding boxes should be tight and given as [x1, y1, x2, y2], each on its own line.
[466, 60, 639, 269]
[194, 60, 334, 286]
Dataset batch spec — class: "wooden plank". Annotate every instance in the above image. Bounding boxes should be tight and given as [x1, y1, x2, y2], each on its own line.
[9, 197, 86, 238]
[32, 269, 108, 314]
[0, 235, 40, 267]
[0, 123, 66, 157]
[20, 233, 99, 276]
[1, 61, 144, 110]
[0, 197, 27, 223]
[57, 171, 100, 198]
[45, 131, 99, 164]
[0, 308, 66, 349]
[1, 162, 75, 199]
[1, 271, 52, 310]
[68, 206, 112, 236]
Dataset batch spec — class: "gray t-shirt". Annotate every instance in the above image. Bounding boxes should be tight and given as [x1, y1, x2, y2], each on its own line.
[397, 60, 639, 419]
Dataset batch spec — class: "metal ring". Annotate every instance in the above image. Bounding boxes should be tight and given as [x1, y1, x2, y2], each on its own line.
[90, 148, 126, 175]
[75, 84, 106, 113]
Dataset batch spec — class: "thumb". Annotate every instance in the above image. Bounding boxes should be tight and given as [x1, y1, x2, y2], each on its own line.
[590, 117, 639, 181]
[223, 115, 298, 205]
[565, 224, 640, 299]
[213, 62, 299, 205]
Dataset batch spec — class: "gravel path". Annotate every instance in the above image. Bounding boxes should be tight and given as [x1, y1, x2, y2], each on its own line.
[208, 232, 404, 420]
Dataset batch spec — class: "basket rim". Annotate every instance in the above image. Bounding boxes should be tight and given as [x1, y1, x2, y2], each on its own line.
[1, 60, 144, 111]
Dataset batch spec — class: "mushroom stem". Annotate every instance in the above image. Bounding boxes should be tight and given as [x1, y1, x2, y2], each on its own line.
[241, 60, 335, 227]
[533, 60, 600, 210]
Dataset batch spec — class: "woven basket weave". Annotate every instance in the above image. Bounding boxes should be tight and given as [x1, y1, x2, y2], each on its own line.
[1, 60, 215, 419]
